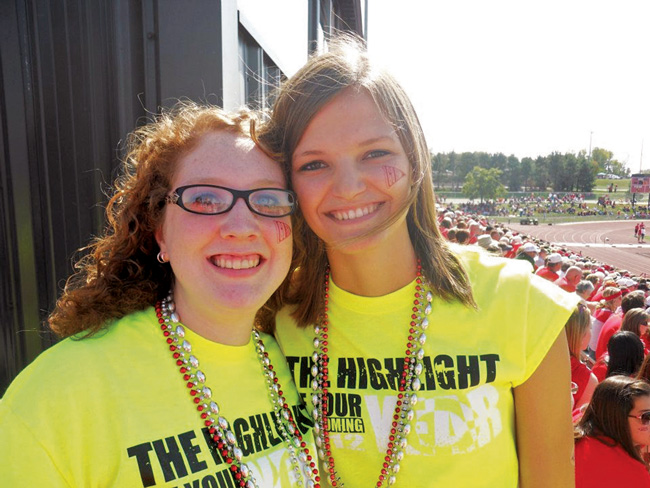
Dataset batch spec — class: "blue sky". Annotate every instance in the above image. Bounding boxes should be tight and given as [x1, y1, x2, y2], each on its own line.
[368, 0, 650, 171]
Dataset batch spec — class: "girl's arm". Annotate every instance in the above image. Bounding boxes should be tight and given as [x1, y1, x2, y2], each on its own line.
[574, 373, 598, 412]
[514, 330, 575, 488]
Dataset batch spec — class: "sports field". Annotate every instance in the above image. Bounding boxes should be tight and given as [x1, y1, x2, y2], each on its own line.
[507, 220, 649, 277]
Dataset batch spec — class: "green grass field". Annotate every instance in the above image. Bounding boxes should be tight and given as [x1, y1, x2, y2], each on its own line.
[592, 178, 630, 193]
[492, 213, 632, 225]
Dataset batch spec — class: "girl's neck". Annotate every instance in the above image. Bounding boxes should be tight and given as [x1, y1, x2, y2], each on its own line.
[327, 243, 418, 297]
[172, 289, 255, 346]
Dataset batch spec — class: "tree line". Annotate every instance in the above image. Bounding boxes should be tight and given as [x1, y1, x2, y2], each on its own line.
[431, 147, 630, 195]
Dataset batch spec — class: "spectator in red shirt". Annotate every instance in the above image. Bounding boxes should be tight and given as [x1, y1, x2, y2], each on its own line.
[589, 287, 623, 355]
[590, 278, 617, 302]
[555, 266, 583, 293]
[439, 217, 452, 239]
[467, 221, 480, 244]
[595, 291, 646, 360]
[575, 376, 650, 487]
[620, 308, 650, 354]
[535, 253, 563, 282]
[592, 331, 645, 382]
[565, 304, 598, 413]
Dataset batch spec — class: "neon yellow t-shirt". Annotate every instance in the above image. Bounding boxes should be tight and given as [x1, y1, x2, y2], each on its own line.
[275, 248, 580, 487]
[0, 308, 315, 487]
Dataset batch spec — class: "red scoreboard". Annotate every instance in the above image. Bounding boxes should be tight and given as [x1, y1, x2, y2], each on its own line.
[631, 174, 650, 193]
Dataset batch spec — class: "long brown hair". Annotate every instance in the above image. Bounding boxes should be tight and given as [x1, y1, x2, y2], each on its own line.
[575, 375, 650, 467]
[621, 308, 649, 337]
[49, 102, 284, 338]
[256, 35, 475, 328]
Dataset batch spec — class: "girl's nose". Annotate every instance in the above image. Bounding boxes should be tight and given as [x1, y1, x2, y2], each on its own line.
[218, 198, 261, 240]
[332, 162, 367, 200]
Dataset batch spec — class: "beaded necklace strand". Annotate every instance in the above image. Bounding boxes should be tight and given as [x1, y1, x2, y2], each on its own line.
[156, 294, 320, 488]
[310, 263, 432, 487]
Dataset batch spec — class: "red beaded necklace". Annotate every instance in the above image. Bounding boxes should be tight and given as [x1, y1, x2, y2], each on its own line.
[156, 295, 321, 488]
[310, 263, 432, 487]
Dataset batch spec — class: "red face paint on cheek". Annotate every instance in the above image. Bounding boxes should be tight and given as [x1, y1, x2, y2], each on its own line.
[383, 165, 406, 188]
[275, 221, 291, 243]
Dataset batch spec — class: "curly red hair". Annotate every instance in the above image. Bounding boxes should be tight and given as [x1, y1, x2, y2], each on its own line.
[49, 103, 269, 338]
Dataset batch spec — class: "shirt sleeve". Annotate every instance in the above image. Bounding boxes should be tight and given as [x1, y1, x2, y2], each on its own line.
[0, 403, 73, 487]
[514, 272, 581, 387]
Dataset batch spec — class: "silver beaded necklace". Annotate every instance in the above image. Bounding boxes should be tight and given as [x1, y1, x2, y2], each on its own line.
[310, 266, 432, 487]
[157, 294, 320, 488]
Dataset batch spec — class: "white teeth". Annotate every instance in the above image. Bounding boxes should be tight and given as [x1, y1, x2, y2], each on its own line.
[213, 256, 260, 269]
[332, 204, 379, 221]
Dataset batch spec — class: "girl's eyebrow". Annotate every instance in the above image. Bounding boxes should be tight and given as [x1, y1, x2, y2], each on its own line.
[295, 135, 397, 159]
[358, 135, 396, 147]
[294, 149, 325, 158]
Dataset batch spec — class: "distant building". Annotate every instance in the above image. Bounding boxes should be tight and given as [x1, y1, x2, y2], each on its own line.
[0, 0, 366, 393]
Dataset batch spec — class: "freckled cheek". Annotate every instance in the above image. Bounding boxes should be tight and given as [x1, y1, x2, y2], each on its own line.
[290, 178, 317, 205]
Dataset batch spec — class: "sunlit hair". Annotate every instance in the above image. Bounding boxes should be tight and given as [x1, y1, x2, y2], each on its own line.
[598, 287, 622, 310]
[636, 354, 650, 384]
[575, 375, 650, 467]
[622, 290, 646, 313]
[575, 280, 595, 298]
[606, 331, 644, 378]
[49, 102, 283, 338]
[255, 34, 475, 328]
[621, 308, 649, 337]
[565, 304, 592, 358]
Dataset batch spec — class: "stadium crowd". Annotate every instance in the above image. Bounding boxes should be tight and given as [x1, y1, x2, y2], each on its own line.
[438, 206, 650, 486]
[450, 193, 650, 220]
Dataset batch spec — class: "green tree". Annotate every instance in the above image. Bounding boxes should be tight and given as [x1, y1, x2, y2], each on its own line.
[431, 152, 449, 187]
[575, 155, 596, 192]
[532, 156, 550, 190]
[547, 152, 570, 191]
[609, 159, 630, 177]
[591, 147, 614, 173]
[475, 152, 491, 169]
[520, 157, 533, 190]
[462, 167, 506, 202]
[456, 152, 478, 189]
[564, 153, 578, 191]
[505, 155, 521, 191]
[490, 153, 508, 173]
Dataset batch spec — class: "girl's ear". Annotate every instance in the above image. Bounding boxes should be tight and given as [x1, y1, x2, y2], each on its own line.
[155, 225, 166, 253]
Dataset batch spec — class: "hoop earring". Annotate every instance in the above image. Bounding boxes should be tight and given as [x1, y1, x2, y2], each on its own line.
[157, 251, 168, 264]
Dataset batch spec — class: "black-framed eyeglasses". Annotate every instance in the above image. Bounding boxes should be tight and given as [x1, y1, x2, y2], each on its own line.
[628, 411, 650, 425]
[166, 185, 297, 217]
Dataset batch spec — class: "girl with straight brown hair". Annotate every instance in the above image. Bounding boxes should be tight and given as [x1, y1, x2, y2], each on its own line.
[575, 376, 650, 487]
[258, 35, 579, 487]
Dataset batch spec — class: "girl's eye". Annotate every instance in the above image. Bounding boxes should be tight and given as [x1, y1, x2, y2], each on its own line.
[365, 150, 390, 159]
[296, 160, 327, 172]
